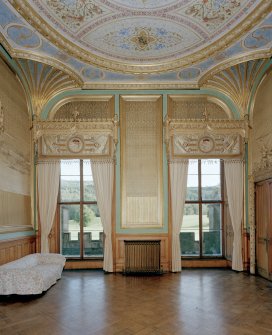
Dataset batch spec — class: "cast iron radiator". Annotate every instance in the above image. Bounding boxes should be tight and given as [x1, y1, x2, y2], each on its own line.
[124, 240, 162, 275]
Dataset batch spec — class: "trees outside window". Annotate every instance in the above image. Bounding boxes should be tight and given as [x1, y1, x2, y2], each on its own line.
[181, 159, 224, 257]
[59, 159, 103, 258]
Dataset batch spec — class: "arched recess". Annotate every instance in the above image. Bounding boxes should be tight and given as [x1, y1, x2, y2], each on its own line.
[41, 88, 240, 120]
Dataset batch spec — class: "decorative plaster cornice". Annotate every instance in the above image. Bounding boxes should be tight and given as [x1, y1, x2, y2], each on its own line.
[199, 51, 272, 86]
[16, 59, 80, 116]
[201, 59, 271, 118]
[33, 115, 119, 142]
[10, 0, 272, 74]
[82, 82, 200, 90]
[0, 32, 83, 85]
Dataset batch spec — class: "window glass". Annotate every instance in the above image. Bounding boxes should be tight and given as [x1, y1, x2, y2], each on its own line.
[59, 160, 103, 259]
[61, 204, 80, 257]
[60, 160, 80, 202]
[182, 159, 223, 257]
[201, 160, 221, 201]
[202, 203, 222, 256]
[186, 160, 199, 201]
[83, 161, 96, 201]
[181, 204, 200, 256]
[83, 204, 103, 257]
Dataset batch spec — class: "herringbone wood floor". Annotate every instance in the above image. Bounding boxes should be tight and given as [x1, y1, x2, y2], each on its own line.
[1, 269, 272, 335]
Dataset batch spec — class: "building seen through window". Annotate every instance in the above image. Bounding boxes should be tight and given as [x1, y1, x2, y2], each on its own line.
[181, 159, 224, 257]
[59, 159, 103, 258]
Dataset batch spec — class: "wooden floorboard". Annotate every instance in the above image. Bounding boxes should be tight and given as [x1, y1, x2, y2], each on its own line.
[1, 269, 272, 335]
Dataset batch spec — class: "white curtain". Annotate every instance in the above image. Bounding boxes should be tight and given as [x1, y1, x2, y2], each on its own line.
[169, 160, 189, 272]
[37, 161, 60, 253]
[91, 159, 114, 272]
[224, 159, 244, 271]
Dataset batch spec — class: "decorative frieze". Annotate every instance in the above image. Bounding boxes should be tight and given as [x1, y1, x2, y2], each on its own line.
[33, 115, 119, 159]
[164, 117, 247, 159]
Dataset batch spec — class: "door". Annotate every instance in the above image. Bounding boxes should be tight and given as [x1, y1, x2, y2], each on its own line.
[256, 180, 272, 280]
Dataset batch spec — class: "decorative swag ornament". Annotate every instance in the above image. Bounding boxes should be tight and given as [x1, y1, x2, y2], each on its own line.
[33, 114, 119, 160]
[164, 117, 247, 159]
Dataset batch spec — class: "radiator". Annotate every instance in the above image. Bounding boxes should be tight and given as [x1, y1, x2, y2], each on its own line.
[124, 240, 162, 275]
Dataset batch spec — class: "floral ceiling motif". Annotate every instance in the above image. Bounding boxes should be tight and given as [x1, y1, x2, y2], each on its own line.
[44, 0, 106, 32]
[184, 0, 242, 30]
[5, 0, 270, 71]
[0, 0, 271, 86]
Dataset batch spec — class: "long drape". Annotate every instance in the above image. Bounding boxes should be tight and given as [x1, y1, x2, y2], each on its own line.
[224, 159, 244, 271]
[91, 159, 114, 272]
[169, 160, 189, 272]
[37, 162, 60, 253]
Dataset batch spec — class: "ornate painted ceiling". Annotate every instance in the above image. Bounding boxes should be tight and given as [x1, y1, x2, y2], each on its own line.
[0, 0, 271, 88]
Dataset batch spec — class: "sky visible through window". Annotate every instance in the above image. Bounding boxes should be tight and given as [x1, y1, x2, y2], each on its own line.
[187, 159, 220, 187]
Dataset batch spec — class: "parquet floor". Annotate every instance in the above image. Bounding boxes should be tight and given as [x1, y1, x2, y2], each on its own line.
[1, 269, 272, 335]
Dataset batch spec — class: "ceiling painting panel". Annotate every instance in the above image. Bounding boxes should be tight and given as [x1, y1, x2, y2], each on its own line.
[0, 0, 270, 88]
[81, 18, 201, 63]
[102, 0, 182, 10]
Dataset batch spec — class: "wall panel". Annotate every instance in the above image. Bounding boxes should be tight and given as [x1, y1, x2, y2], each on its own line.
[120, 95, 163, 229]
[0, 236, 36, 265]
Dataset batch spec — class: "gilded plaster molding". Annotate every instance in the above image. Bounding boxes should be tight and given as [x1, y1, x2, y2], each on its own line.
[10, 0, 272, 74]
[201, 59, 271, 118]
[0, 32, 83, 86]
[164, 117, 247, 159]
[33, 115, 119, 159]
[199, 51, 272, 87]
[16, 59, 80, 116]
[82, 82, 200, 90]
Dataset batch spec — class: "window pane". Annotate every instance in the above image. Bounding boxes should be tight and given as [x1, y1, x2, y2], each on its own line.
[201, 159, 220, 175]
[83, 160, 91, 176]
[83, 160, 97, 201]
[201, 159, 221, 201]
[202, 175, 221, 200]
[202, 204, 222, 256]
[60, 176, 80, 202]
[61, 160, 80, 175]
[84, 178, 97, 201]
[186, 160, 199, 201]
[60, 160, 80, 202]
[61, 204, 80, 257]
[180, 204, 200, 256]
[83, 205, 103, 257]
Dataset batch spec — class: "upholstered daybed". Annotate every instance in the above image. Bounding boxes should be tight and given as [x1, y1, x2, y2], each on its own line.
[0, 253, 66, 295]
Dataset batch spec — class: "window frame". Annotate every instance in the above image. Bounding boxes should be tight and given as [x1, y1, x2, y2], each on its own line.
[181, 159, 225, 258]
[58, 159, 103, 260]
